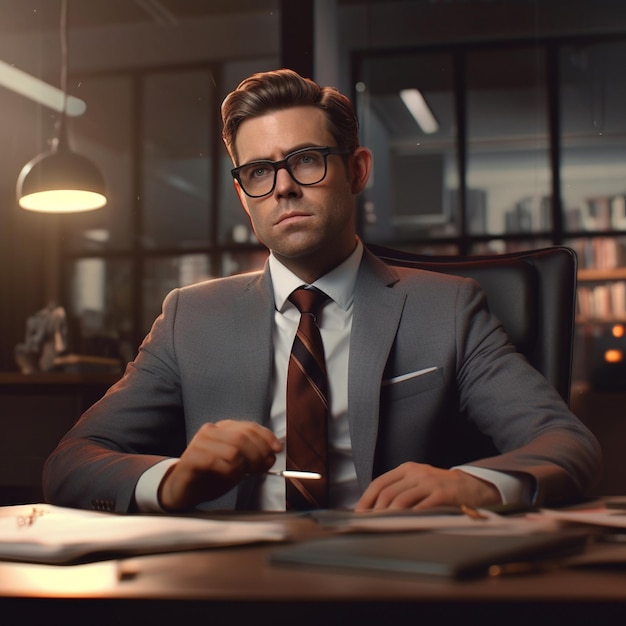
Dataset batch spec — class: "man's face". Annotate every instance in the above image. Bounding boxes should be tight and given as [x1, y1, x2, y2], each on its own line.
[232, 106, 371, 281]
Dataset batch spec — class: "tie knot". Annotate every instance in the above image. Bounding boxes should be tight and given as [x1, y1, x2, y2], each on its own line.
[289, 288, 329, 316]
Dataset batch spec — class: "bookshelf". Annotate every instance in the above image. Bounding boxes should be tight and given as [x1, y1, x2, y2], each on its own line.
[572, 239, 626, 388]
[575, 237, 626, 323]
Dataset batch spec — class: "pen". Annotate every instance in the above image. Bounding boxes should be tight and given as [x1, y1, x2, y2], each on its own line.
[267, 470, 322, 479]
[460, 504, 489, 520]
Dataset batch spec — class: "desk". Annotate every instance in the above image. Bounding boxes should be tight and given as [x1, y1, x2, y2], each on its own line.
[0, 514, 625, 626]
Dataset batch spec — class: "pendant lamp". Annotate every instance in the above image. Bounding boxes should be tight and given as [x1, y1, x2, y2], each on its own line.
[16, 0, 107, 213]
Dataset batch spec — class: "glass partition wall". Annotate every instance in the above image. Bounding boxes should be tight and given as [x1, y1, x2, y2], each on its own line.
[354, 51, 460, 255]
[354, 35, 626, 385]
[59, 33, 626, 387]
[559, 40, 626, 387]
[62, 58, 279, 356]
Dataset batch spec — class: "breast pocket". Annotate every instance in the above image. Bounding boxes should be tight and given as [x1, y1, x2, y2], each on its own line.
[381, 366, 444, 401]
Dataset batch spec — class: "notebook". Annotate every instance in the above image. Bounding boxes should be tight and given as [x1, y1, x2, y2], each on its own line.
[270, 530, 587, 579]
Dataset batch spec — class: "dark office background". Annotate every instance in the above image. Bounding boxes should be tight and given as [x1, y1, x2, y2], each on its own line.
[0, 0, 625, 381]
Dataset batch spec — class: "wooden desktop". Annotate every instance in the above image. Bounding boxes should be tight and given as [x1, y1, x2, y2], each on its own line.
[1, 510, 625, 626]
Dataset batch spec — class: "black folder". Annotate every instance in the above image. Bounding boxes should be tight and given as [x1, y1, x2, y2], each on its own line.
[270, 531, 587, 579]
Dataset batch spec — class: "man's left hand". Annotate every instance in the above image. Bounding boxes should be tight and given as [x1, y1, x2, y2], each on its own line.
[354, 462, 502, 511]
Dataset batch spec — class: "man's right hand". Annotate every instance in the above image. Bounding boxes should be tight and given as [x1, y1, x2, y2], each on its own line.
[158, 420, 282, 511]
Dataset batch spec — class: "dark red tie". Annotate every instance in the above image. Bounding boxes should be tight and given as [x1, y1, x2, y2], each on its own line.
[286, 287, 330, 510]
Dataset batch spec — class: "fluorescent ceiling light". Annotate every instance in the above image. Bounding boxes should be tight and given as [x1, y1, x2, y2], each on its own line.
[400, 88, 439, 134]
[0, 60, 86, 116]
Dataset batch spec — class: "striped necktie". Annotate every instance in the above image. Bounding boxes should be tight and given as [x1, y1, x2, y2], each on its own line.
[286, 287, 330, 510]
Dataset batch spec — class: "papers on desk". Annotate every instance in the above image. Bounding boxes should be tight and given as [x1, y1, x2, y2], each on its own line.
[3, 501, 619, 570]
[267, 507, 600, 579]
[0, 504, 288, 565]
[270, 507, 597, 579]
[530, 507, 626, 529]
[310, 506, 559, 534]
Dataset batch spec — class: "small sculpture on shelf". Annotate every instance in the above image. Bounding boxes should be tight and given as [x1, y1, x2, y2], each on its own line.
[14, 302, 68, 374]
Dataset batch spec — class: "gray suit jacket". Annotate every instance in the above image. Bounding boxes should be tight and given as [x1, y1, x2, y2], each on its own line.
[43, 250, 602, 512]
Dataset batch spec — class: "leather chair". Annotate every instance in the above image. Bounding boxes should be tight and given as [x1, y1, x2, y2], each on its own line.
[367, 244, 578, 405]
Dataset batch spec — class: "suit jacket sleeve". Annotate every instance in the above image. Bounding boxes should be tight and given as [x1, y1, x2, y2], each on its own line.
[42, 288, 189, 512]
[361, 257, 602, 506]
[42, 269, 275, 513]
[451, 275, 601, 504]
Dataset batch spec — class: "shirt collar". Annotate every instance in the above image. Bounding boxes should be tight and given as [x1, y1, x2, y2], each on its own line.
[269, 239, 363, 312]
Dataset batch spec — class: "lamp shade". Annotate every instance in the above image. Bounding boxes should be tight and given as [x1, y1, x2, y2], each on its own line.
[17, 142, 107, 213]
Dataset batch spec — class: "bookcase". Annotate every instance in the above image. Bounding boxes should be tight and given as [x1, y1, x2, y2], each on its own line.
[572, 238, 626, 389]
[577, 268, 626, 323]
[574, 228, 626, 323]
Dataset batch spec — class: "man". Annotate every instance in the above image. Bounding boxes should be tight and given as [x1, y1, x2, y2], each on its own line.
[43, 68, 601, 514]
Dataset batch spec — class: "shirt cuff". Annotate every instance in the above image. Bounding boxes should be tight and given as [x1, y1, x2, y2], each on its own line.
[134, 458, 179, 513]
[453, 465, 532, 505]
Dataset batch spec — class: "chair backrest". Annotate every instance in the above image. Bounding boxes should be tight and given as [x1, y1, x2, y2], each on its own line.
[367, 244, 578, 405]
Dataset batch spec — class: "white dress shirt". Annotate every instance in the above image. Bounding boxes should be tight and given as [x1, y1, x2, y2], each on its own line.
[135, 239, 529, 511]
[258, 240, 364, 509]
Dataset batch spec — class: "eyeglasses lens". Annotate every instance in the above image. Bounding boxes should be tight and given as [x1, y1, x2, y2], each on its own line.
[238, 149, 328, 197]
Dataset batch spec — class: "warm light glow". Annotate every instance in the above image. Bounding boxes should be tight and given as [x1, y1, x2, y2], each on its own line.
[0, 60, 86, 116]
[19, 189, 107, 213]
[14, 0, 107, 214]
[604, 349, 624, 364]
[612, 324, 625, 338]
[17, 147, 108, 213]
[0, 561, 120, 596]
[399, 88, 439, 134]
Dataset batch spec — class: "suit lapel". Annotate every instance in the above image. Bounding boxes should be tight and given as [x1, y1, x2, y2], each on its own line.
[232, 263, 275, 427]
[348, 250, 406, 490]
[226, 253, 406, 504]
[225, 264, 275, 510]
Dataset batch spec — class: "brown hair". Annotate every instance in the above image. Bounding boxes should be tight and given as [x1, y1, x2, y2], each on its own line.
[221, 68, 360, 164]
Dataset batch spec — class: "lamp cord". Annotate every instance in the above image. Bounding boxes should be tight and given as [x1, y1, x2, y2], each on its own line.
[55, 0, 69, 151]
[60, 0, 68, 110]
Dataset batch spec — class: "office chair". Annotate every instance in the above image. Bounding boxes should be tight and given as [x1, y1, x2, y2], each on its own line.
[367, 243, 578, 406]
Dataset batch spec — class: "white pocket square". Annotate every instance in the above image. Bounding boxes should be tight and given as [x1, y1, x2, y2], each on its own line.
[382, 366, 439, 386]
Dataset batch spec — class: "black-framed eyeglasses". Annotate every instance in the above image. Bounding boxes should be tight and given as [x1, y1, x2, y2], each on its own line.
[231, 146, 348, 198]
